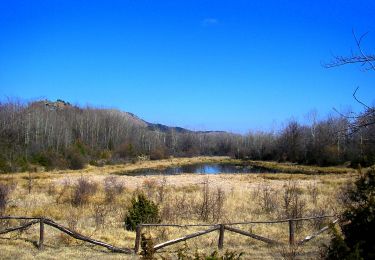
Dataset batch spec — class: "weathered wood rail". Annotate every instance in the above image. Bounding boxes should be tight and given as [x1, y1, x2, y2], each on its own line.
[134, 215, 338, 253]
[0, 216, 132, 254]
[0, 215, 338, 255]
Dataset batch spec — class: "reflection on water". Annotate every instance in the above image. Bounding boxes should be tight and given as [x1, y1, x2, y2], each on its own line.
[125, 163, 275, 176]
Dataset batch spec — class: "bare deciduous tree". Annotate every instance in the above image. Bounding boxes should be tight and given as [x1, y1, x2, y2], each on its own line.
[324, 31, 375, 166]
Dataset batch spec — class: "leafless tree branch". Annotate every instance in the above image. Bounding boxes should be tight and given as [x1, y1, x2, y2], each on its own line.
[334, 88, 375, 135]
[353, 87, 373, 110]
[324, 30, 375, 70]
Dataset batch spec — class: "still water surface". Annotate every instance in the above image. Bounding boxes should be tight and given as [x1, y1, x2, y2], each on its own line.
[125, 163, 275, 175]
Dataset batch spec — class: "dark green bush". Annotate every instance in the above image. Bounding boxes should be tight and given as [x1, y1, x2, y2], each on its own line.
[72, 139, 88, 156]
[32, 151, 68, 170]
[67, 151, 86, 170]
[325, 168, 375, 259]
[16, 156, 30, 172]
[0, 155, 11, 173]
[32, 153, 50, 167]
[325, 224, 362, 260]
[124, 193, 160, 231]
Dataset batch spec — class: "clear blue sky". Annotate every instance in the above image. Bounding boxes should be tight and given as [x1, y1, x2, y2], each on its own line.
[1, 1, 374, 133]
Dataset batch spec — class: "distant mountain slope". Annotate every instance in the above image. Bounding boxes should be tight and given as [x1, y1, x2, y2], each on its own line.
[34, 99, 224, 134]
[146, 123, 191, 133]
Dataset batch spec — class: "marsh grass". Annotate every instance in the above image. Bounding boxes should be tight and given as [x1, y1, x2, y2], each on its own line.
[247, 160, 353, 175]
[0, 157, 357, 259]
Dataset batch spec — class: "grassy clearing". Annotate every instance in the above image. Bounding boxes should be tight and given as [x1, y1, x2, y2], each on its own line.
[246, 160, 354, 175]
[0, 156, 232, 181]
[0, 157, 358, 259]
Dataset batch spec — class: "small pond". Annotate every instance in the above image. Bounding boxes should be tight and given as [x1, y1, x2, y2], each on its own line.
[120, 163, 276, 176]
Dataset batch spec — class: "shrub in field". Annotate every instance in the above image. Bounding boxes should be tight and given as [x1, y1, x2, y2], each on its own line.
[281, 180, 306, 230]
[143, 178, 158, 198]
[197, 180, 226, 222]
[67, 151, 86, 170]
[200, 179, 212, 221]
[32, 150, 68, 170]
[282, 180, 303, 217]
[324, 225, 362, 260]
[176, 245, 244, 260]
[66, 208, 80, 231]
[140, 234, 156, 260]
[71, 178, 97, 206]
[255, 182, 278, 214]
[162, 192, 194, 222]
[32, 152, 51, 168]
[213, 187, 226, 222]
[279, 244, 303, 260]
[149, 147, 167, 160]
[124, 193, 160, 231]
[93, 204, 110, 229]
[307, 181, 319, 205]
[104, 176, 124, 202]
[0, 155, 11, 173]
[116, 142, 137, 159]
[0, 183, 11, 215]
[325, 168, 375, 259]
[307, 207, 328, 230]
[156, 177, 167, 203]
[56, 179, 71, 204]
[200, 250, 244, 260]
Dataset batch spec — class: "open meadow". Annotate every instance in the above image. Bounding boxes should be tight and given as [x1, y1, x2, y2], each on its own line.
[0, 157, 358, 259]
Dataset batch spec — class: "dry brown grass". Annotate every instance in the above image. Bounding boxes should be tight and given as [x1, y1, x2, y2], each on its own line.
[0, 157, 357, 259]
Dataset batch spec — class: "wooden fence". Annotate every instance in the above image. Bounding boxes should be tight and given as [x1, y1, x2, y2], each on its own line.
[0, 216, 132, 253]
[134, 215, 338, 253]
[0, 215, 338, 255]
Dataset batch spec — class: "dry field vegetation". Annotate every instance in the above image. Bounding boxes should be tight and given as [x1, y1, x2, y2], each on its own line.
[0, 156, 358, 259]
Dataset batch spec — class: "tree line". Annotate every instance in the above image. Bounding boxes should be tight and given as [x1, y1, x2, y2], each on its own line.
[0, 99, 373, 172]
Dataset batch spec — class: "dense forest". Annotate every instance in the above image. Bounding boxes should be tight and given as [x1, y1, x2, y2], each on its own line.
[0, 98, 374, 173]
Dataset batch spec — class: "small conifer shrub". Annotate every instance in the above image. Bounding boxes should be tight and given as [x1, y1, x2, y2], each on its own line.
[124, 193, 160, 231]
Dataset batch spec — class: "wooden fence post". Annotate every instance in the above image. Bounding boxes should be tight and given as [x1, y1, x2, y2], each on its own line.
[39, 218, 44, 250]
[288, 220, 295, 246]
[218, 224, 225, 250]
[134, 225, 142, 253]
